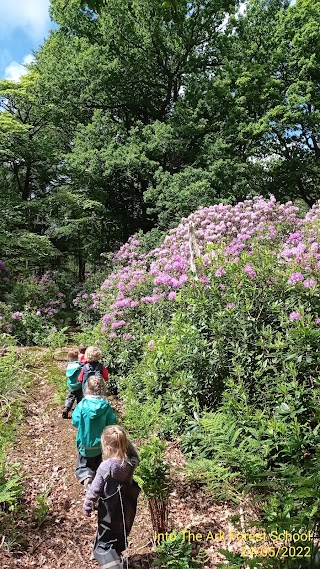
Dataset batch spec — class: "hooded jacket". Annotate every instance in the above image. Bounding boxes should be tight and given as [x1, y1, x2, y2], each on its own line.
[66, 360, 82, 392]
[72, 395, 117, 457]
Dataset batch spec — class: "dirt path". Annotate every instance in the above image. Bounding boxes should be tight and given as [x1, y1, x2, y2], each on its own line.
[0, 350, 239, 569]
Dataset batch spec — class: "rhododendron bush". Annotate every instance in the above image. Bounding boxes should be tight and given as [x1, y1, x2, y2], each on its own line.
[0, 272, 68, 344]
[73, 197, 320, 429]
[88, 196, 320, 561]
[76, 195, 320, 344]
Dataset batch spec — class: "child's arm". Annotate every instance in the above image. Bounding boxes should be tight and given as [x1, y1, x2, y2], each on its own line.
[127, 442, 139, 467]
[101, 365, 109, 381]
[83, 468, 105, 515]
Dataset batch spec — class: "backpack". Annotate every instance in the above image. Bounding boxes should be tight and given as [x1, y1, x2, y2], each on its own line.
[82, 362, 103, 394]
[93, 467, 141, 564]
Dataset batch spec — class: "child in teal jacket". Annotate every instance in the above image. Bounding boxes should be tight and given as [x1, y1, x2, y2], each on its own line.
[72, 374, 116, 488]
[62, 348, 83, 419]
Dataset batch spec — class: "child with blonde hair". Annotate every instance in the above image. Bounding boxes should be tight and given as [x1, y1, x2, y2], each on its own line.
[72, 375, 116, 488]
[83, 425, 140, 568]
[78, 346, 109, 395]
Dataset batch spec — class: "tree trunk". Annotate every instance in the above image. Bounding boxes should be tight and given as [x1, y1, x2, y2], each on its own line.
[78, 230, 86, 282]
[22, 162, 32, 200]
[297, 179, 315, 208]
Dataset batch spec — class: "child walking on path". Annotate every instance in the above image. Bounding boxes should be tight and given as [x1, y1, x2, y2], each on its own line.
[78, 343, 88, 364]
[72, 375, 116, 487]
[62, 348, 83, 419]
[83, 426, 140, 568]
[78, 346, 109, 395]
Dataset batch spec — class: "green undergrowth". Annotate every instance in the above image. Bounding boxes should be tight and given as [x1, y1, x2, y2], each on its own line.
[44, 352, 67, 405]
[0, 347, 64, 551]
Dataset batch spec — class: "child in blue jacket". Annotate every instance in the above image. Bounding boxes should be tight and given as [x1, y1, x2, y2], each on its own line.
[72, 374, 116, 488]
[62, 348, 83, 419]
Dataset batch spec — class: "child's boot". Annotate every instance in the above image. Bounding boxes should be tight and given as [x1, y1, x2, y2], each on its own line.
[62, 407, 69, 419]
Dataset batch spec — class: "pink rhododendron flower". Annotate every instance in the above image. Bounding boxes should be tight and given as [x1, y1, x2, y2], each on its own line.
[287, 272, 305, 284]
[123, 333, 133, 340]
[215, 268, 226, 277]
[289, 311, 302, 321]
[303, 279, 316, 289]
[11, 311, 23, 320]
[111, 320, 127, 328]
[244, 264, 256, 278]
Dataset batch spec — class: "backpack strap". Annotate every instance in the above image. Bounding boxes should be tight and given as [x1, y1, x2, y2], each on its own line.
[101, 465, 129, 554]
[102, 465, 112, 482]
[102, 462, 135, 485]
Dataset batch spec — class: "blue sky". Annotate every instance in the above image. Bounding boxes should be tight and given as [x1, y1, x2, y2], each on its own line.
[0, 0, 55, 80]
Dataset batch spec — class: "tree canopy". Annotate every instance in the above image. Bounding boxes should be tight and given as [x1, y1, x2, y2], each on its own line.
[0, 0, 319, 298]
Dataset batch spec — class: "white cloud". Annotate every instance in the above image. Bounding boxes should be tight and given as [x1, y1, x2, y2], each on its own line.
[219, 3, 247, 32]
[4, 54, 35, 82]
[238, 2, 247, 17]
[0, 0, 51, 41]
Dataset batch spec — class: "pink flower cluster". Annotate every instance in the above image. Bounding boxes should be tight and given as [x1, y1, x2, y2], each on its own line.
[279, 205, 320, 290]
[89, 196, 316, 338]
[0, 271, 67, 329]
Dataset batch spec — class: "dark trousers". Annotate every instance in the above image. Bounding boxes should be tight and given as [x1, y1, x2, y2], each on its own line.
[75, 453, 102, 483]
[64, 388, 83, 411]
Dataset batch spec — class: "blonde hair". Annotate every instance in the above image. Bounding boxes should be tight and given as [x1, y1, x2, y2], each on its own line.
[85, 346, 102, 362]
[101, 425, 129, 461]
[68, 348, 79, 361]
[86, 375, 107, 397]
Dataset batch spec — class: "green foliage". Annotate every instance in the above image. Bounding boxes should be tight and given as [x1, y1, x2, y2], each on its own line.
[47, 368, 67, 405]
[0, 459, 25, 552]
[135, 437, 170, 501]
[155, 531, 203, 569]
[1, 0, 320, 337]
[99, 235, 320, 567]
[122, 396, 162, 438]
[0, 461, 24, 513]
[35, 327, 70, 349]
[0, 347, 20, 397]
[33, 487, 51, 528]
[0, 273, 71, 345]
[136, 437, 170, 534]
[0, 349, 63, 550]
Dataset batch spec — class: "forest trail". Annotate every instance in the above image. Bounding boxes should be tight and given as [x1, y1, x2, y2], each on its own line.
[0, 349, 238, 569]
